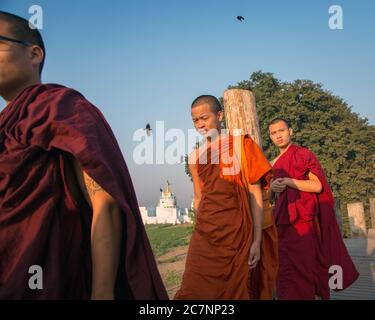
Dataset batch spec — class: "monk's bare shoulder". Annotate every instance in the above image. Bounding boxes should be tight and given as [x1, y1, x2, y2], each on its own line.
[84, 174, 104, 197]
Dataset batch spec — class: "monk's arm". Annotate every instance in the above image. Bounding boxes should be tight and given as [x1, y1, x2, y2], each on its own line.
[247, 182, 264, 268]
[283, 172, 322, 193]
[190, 163, 202, 211]
[73, 161, 122, 300]
[248, 182, 264, 243]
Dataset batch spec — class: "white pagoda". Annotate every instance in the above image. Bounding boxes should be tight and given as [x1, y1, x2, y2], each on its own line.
[139, 181, 192, 225]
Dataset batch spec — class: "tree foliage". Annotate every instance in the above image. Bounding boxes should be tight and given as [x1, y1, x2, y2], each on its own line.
[231, 71, 375, 235]
[185, 71, 374, 236]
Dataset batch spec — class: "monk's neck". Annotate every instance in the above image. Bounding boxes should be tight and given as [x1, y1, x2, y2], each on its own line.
[206, 128, 221, 145]
[2, 78, 41, 105]
[278, 143, 292, 156]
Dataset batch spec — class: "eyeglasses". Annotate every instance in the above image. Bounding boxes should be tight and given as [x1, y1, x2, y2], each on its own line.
[0, 35, 32, 46]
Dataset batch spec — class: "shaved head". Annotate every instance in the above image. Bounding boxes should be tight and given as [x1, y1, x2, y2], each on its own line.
[0, 11, 45, 75]
[191, 95, 222, 114]
[268, 117, 291, 129]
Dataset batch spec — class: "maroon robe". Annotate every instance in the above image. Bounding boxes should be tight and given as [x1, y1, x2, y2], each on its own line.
[273, 144, 359, 299]
[0, 84, 168, 299]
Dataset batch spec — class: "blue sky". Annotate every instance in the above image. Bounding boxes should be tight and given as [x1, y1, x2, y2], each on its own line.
[1, 0, 374, 207]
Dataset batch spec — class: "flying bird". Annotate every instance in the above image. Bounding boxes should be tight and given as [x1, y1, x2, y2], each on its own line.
[236, 16, 245, 22]
[144, 123, 152, 136]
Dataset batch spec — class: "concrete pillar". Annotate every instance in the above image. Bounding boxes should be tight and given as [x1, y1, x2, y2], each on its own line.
[370, 198, 375, 229]
[347, 202, 367, 237]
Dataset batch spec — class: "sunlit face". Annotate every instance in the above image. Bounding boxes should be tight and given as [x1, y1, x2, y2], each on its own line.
[269, 120, 293, 148]
[191, 103, 223, 138]
[0, 20, 39, 98]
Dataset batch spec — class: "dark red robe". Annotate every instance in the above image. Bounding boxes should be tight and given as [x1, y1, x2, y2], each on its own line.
[0, 84, 168, 299]
[272, 144, 359, 299]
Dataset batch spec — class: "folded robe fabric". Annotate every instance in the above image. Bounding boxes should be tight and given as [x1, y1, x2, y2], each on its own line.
[272, 144, 359, 299]
[0, 84, 168, 299]
[175, 134, 277, 299]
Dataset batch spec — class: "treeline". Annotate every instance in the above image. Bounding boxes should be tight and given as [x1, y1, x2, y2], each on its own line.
[187, 71, 375, 236]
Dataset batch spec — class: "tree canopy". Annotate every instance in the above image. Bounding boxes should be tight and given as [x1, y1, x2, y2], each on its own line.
[187, 71, 375, 236]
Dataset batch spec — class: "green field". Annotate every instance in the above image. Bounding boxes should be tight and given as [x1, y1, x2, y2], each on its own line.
[145, 224, 194, 257]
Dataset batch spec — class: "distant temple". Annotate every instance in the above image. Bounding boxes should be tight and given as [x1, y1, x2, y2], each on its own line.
[159, 180, 176, 209]
[139, 181, 193, 224]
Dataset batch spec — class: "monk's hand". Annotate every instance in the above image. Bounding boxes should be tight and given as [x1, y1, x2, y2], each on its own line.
[279, 177, 293, 186]
[248, 241, 261, 269]
[270, 178, 286, 193]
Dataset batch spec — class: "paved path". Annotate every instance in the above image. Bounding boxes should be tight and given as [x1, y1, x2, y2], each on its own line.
[160, 231, 375, 299]
[331, 230, 375, 300]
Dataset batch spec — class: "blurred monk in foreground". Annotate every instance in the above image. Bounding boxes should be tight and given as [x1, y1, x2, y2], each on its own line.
[0, 11, 167, 300]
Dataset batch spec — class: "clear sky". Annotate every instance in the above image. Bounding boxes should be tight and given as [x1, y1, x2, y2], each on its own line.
[1, 0, 374, 207]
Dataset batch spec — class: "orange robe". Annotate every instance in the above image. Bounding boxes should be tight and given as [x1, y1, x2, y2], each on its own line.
[247, 189, 279, 300]
[174, 135, 278, 300]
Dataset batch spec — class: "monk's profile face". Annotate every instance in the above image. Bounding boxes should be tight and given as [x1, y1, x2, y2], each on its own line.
[269, 120, 293, 148]
[191, 102, 223, 137]
[0, 20, 38, 98]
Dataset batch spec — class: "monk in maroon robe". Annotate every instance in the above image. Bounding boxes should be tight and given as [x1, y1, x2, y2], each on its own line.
[269, 118, 359, 300]
[0, 11, 167, 299]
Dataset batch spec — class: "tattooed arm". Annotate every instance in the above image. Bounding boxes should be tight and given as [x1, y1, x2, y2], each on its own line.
[72, 160, 122, 300]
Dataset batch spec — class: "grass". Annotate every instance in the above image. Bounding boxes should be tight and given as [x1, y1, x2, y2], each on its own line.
[158, 256, 183, 265]
[145, 224, 194, 257]
[165, 270, 182, 288]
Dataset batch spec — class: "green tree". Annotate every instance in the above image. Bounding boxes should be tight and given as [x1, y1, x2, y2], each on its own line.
[185, 71, 374, 236]
[230, 71, 375, 236]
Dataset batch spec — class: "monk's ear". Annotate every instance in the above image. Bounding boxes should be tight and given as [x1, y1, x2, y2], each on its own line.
[28, 45, 44, 68]
[217, 111, 223, 122]
[289, 128, 293, 136]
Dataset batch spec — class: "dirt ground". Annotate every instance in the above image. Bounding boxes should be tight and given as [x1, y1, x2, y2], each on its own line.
[157, 245, 188, 299]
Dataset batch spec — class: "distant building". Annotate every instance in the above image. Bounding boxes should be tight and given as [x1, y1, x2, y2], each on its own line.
[140, 181, 193, 225]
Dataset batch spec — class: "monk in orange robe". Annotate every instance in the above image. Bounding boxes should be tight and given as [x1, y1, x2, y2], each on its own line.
[174, 95, 278, 300]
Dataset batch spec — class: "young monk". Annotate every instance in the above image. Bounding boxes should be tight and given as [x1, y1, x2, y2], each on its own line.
[175, 95, 277, 300]
[269, 117, 359, 300]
